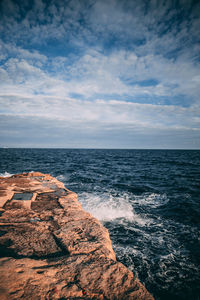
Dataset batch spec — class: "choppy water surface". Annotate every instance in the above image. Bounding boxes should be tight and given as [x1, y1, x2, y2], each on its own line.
[0, 148, 200, 300]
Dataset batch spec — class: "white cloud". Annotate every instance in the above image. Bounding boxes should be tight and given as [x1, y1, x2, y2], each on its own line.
[1, 93, 199, 132]
[0, 43, 200, 134]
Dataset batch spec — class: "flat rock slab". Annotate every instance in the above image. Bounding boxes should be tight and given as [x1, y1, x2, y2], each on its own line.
[0, 172, 154, 299]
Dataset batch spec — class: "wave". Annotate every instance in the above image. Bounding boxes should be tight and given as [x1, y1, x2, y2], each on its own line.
[0, 171, 37, 177]
[79, 192, 134, 221]
[78, 191, 150, 226]
[132, 193, 169, 208]
[79, 191, 169, 226]
[0, 171, 13, 177]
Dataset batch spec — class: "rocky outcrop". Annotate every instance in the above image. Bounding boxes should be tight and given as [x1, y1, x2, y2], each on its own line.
[0, 172, 154, 299]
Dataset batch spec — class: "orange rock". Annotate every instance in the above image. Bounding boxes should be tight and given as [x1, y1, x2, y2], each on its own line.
[0, 173, 154, 299]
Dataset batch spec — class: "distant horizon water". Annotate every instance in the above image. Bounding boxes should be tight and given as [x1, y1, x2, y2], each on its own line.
[1, 147, 200, 150]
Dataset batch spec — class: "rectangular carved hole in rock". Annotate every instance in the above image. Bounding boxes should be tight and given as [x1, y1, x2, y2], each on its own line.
[31, 192, 60, 211]
[12, 193, 33, 201]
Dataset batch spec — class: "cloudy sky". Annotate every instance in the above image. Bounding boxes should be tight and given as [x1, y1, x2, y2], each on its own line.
[0, 0, 200, 148]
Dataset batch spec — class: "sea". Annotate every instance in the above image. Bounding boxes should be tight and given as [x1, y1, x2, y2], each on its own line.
[0, 148, 199, 300]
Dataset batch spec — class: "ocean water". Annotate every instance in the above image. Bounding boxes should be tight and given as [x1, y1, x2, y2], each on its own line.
[0, 148, 199, 300]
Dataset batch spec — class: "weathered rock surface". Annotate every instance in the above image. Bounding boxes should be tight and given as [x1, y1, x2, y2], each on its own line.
[0, 172, 154, 299]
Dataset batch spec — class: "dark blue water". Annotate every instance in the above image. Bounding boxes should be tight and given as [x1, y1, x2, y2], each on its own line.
[0, 148, 200, 300]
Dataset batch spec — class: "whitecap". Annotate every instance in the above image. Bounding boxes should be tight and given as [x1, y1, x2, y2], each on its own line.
[79, 192, 147, 225]
[0, 171, 13, 177]
[133, 193, 169, 208]
[56, 174, 70, 182]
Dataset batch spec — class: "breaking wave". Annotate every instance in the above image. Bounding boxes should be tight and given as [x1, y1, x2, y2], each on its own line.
[79, 192, 135, 222]
[79, 191, 167, 226]
[0, 171, 13, 177]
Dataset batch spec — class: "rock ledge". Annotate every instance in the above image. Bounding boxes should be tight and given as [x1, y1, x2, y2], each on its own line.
[0, 172, 154, 299]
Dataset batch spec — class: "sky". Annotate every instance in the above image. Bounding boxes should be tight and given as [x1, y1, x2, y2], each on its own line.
[0, 0, 200, 149]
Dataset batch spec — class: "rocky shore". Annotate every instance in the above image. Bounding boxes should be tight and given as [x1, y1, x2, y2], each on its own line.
[0, 172, 154, 299]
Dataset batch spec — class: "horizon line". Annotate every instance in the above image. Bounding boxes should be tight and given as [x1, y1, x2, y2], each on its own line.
[0, 147, 200, 151]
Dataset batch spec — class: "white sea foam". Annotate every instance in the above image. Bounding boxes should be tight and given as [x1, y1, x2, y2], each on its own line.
[81, 192, 168, 225]
[0, 171, 13, 177]
[56, 174, 71, 183]
[133, 193, 169, 208]
[0, 171, 37, 177]
[79, 192, 147, 225]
